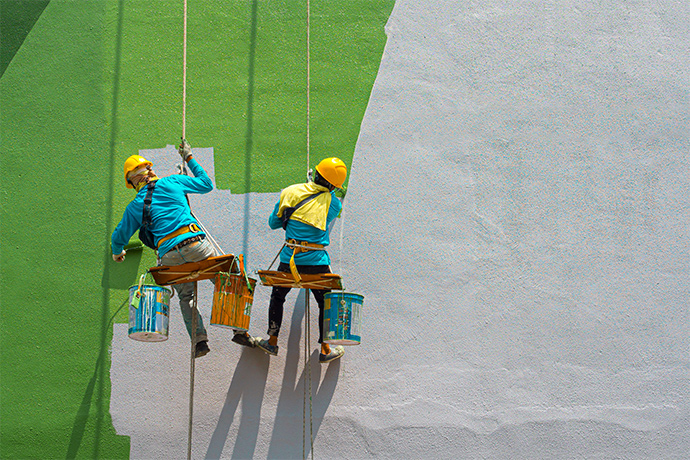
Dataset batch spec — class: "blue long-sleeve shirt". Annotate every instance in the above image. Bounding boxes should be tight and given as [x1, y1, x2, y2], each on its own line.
[268, 186, 342, 266]
[111, 158, 213, 257]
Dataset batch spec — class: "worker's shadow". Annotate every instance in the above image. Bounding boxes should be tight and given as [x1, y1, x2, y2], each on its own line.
[267, 290, 341, 459]
[205, 348, 270, 460]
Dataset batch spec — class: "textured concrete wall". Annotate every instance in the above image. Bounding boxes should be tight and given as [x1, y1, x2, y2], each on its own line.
[110, 1, 689, 458]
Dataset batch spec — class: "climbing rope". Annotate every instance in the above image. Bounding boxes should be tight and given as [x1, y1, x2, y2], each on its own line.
[180, 2, 196, 459]
[191, 208, 225, 254]
[306, 0, 311, 174]
[303, 293, 314, 460]
[182, 0, 188, 140]
[303, 1, 315, 458]
[187, 283, 197, 460]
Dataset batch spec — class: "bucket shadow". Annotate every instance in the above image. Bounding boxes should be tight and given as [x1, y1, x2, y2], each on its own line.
[267, 290, 341, 459]
[205, 348, 270, 460]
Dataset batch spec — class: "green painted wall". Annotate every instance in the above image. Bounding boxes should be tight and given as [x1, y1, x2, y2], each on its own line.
[0, 0, 393, 458]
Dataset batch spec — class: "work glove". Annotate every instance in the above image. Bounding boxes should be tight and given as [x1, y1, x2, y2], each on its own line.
[178, 139, 193, 161]
[113, 250, 126, 263]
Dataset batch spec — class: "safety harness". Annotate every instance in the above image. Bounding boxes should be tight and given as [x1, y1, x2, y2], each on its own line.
[139, 182, 157, 250]
[285, 239, 325, 283]
[139, 181, 203, 252]
[279, 191, 327, 283]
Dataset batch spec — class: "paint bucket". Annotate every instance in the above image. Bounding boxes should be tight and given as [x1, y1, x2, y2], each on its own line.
[211, 273, 256, 331]
[323, 292, 363, 345]
[127, 282, 171, 342]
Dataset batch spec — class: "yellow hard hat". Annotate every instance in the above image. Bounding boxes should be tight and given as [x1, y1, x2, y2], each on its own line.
[315, 157, 347, 189]
[123, 155, 152, 188]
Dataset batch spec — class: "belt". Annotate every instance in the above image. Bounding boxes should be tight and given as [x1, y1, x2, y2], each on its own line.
[170, 234, 205, 252]
[285, 239, 325, 283]
[158, 223, 201, 248]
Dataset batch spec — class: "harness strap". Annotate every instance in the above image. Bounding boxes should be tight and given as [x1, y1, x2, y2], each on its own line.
[286, 239, 325, 283]
[158, 223, 201, 248]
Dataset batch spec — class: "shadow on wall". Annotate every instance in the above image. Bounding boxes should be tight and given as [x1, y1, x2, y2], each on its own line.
[268, 290, 341, 459]
[204, 290, 341, 459]
[0, 0, 50, 77]
[67, 1, 131, 457]
[205, 350, 270, 459]
[241, 0, 259, 257]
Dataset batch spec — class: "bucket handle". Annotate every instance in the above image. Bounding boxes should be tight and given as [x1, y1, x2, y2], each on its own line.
[140, 271, 174, 296]
[238, 254, 254, 294]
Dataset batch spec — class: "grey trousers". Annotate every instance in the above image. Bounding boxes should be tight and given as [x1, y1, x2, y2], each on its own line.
[159, 237, 216, 344]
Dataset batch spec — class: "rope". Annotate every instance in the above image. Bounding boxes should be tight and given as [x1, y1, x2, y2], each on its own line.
[187, 282, 197, 460]
[181, 3, 195, 459]
[303, 293, 314, 460]
[182, 0, 188, 140]
[302, 3, 314, 459]
[306, 0, 311, 174]
[338, 203, 345, 284]
[190, 209, 225, 255]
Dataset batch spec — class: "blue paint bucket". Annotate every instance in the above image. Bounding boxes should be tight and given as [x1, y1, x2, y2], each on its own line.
[127, 283, 171, 342]
[323, 292, 363, 345]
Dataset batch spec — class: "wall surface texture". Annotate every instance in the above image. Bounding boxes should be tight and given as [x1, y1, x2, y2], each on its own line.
[2, 0, 689, 459]
[110, 1, 689, 459]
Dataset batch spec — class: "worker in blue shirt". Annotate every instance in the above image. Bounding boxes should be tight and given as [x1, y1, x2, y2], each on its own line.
[111, 141, 256, 357]
[255, 157, 348, 363]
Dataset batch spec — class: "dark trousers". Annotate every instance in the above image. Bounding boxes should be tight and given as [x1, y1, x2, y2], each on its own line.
[268, 262, 331, 343]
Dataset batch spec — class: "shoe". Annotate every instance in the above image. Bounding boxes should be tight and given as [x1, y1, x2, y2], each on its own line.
[255, 338, 279, 356]
[195, 340, 210, 358]
[232, 332, 257, 348]
[319, 345, 344, 364]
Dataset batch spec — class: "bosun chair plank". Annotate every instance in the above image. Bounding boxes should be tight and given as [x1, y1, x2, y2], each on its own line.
[257, 270, 343, 290]
[149, 254, 238, 286]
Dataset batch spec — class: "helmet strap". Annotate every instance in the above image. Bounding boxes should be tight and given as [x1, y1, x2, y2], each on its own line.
[133, 174, 159, 192]
[313, 170, 335, 191]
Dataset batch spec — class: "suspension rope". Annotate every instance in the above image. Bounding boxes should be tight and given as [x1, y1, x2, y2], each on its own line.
[182, 0, 188, 140]
[181, 2, 196, 459]
[187, 282, 197, 460]
[338, 204, 345, 284]
[303, 2, 315, 459]
[306, 0, 311, 174]
[303, 293, 314, 460]
[190, 209, 225, 254]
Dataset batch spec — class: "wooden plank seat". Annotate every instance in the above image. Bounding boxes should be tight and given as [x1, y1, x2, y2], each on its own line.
[149, 254, 238, 286]
[257, 270, 343, 290]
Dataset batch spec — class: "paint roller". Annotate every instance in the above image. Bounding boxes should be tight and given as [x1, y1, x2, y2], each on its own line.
[124, 238, 144, 251]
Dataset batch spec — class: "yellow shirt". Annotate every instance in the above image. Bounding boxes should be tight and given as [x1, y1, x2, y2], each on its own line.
[277, 182, 332, 231]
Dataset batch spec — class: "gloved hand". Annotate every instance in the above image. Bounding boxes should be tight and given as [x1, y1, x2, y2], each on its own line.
[178, 139, 192, 161]
[113, 250, 126, 263]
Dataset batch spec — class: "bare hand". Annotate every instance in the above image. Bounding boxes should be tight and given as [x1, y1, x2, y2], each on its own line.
[113, 250, 126, 262]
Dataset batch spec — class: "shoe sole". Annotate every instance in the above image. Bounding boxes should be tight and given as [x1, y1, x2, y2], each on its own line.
[319, 352, 344, 364]
[256, 344, 278, 356]
[232, 336, 257, 348]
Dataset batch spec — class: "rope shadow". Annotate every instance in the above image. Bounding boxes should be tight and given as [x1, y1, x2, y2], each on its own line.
[65, 0, 128, 457]
[267, 290, 341, 459]
[241, 0, 259, 266]
[204, 348, 270, 460]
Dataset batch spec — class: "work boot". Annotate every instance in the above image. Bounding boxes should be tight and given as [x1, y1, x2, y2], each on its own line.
[319, 345, 344, 364]
[195, 340, 210, 358]
[255, 338, 279, 356]
[232, 332, 257, 348]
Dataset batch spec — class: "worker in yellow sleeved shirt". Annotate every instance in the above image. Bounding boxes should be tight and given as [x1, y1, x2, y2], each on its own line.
[255, 158, 347, 363]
